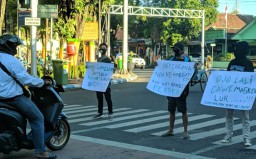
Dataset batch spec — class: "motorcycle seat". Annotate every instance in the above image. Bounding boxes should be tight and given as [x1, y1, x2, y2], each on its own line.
[0, 102, 18, 111]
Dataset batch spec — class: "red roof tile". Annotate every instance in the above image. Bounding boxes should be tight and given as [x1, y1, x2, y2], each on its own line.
[206, 13, 246, 33]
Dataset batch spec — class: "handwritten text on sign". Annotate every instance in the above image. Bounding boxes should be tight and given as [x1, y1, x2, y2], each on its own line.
[201, 71, 256, 110]
[82, 62, 114, 92]
[147, 60, 195, 97]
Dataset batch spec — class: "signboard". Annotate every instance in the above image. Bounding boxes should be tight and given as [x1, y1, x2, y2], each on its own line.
[201, 71, 256, 110]
[25, 17, 41, 26]
[38, 5, 58, 18]
[18, 10, 31, 26]
[81, 22, 99, 40]
[147, 60, 195, 97]
[82, 62, 114, 92]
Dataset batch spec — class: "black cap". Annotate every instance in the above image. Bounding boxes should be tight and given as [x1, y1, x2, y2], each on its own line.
[172, 42, 184, 51]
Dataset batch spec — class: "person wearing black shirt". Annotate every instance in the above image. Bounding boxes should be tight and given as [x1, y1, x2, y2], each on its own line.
[93, 43, 113, 119]
[221, 41, 254, 147]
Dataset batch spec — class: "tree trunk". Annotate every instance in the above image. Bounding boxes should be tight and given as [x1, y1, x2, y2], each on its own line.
[0, 0, 7, 35]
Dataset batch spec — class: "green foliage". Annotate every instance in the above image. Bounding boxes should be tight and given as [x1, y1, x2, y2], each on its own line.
[78, 63, 86, 78]
[69, 65, 79, 79]
[54, 18, 76, 39]
[37, 65, 44, 78]
[128, 51, 134, 63]
[214, 53, 235, 62]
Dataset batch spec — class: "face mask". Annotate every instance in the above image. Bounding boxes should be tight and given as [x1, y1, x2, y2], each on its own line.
[99, 48, 107, 54]
[174, 49, 182, 56]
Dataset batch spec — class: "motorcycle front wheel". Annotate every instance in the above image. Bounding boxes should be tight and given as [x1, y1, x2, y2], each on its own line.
[46, 118, 70, 151]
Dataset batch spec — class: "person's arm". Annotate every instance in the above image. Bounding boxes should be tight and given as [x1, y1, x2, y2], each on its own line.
[9, 57, 44, 87]
[247, 61, 254, 72]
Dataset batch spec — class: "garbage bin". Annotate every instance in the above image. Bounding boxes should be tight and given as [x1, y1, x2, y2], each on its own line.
[52, 60, 68, 85]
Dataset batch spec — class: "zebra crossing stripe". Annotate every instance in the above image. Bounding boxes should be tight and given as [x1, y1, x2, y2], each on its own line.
[69, 109, 149, 123]
[64, 105, 95, 111]
[66, 107, 99, 115]
[105, 115, 170, 129]
[213, 120, 256, 146]
[127, 114, 214, 134]
[63, 104, 84, 108]
[68, 108, 131, 118]
[189, 118, 247, 140]
[160, 117, 227, 136]
[80, 111, 167, 126]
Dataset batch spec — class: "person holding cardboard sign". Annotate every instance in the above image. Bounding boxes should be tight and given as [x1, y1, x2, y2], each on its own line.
[92, 43, 113, 119]
[161, 42, 191, 139]
[221, 41, 254, 147]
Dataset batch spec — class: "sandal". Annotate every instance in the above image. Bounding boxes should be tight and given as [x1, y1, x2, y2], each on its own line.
[36, 152, 57, 159]
[161, 130, 174, 137]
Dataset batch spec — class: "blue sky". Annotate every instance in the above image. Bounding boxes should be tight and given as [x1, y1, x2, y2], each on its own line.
[218, 0, 256, 16]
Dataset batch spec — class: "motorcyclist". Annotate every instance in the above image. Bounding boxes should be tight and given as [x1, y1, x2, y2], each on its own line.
[0, 34, 57, 159]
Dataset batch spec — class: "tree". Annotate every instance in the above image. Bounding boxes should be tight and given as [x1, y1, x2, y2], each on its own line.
[0, 0, 7, 35]
[160, 0, 218, 45]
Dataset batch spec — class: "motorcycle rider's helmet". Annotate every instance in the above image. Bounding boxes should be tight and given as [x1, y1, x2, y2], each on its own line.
[0, 34, 24, 56]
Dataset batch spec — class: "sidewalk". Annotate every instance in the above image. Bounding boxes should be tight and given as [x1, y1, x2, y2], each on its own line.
[63, 73, 138, 91]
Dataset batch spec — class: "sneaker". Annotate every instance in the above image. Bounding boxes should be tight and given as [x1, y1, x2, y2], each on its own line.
[244, 138, 252, 147]
[161, 130, 174, 137]
[108, 113, 113, 118]
[221, 135, 232, 143]
[183, 132, 190, 139]
[92, 113, 104, 119]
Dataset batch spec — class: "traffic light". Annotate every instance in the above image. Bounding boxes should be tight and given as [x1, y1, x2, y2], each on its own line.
[18, 0, 30, 9]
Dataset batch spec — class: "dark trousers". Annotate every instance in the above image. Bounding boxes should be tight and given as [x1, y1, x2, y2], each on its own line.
[96, 87, 113, 114]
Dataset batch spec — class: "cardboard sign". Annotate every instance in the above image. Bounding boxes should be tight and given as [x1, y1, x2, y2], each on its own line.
[201, 71, 256, 110]
[147, 60, 195, 97]
[82, 62, 114, 92]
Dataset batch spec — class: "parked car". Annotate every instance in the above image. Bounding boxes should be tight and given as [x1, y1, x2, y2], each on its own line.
[115, 53, 146, 69]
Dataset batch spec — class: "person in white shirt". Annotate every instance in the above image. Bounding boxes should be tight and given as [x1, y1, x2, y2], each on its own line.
[0, 34, 56, 159]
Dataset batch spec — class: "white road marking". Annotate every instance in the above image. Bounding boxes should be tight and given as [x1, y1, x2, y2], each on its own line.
[71, 135, 215, 159]
[105, 115, 169, 129]
[190, 118, 254, 140]
[64, 105, 95, 111]
[67, 108, 131, 118]
[127, 114, 214, 134]
[81, 111, 167, 126]
[69, 109, 149, 123]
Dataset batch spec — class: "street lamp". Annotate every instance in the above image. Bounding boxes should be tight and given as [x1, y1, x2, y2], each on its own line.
[210, 43, 216, 61]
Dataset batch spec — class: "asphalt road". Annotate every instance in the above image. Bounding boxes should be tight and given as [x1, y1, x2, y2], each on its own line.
[1, 68, 256, 159]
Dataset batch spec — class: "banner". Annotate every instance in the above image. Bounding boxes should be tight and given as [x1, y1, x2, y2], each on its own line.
[201, 71, 256, 110]
[82, 62, 114, 92]
[147, 60, 195, 97]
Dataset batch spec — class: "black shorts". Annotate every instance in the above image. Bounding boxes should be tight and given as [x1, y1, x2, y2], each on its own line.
[167, 96, 187, 114]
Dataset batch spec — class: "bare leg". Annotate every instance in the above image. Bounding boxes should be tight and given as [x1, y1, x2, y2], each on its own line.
[182, 112, 188, 133]
[169, 112, 175, 132]
[161, 112, 175, 137]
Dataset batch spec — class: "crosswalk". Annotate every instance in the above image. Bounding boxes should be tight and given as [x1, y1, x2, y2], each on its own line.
[64, 104, 255, 148]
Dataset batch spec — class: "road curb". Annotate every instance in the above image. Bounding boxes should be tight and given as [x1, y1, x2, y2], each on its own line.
[63, 74, 138, 91]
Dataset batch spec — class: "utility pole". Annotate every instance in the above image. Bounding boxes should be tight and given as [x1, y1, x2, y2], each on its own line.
[30, 0, 38, 76]
[122, 0, 128, 73]
[234, 0, 239, 13]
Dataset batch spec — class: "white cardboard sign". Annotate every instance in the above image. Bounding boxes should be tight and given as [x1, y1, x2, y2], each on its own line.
[147, 60, 195, 97]
[82, 62, 114, 92]
[201, 71, 256, 110]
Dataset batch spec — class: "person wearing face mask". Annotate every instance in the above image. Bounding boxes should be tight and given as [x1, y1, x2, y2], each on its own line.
[92, 43, 113, 119]
[161, 42, 191, 139]
[221, 41, 254, 147]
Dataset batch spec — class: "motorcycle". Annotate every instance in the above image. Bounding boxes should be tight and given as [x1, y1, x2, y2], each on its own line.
[0, 76, 70, 154]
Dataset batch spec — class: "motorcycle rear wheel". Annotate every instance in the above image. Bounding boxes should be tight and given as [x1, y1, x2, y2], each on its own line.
[46, 118, 70, 151]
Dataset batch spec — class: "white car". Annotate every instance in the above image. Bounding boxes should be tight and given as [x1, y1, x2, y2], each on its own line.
[115, 53, 146, 69]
